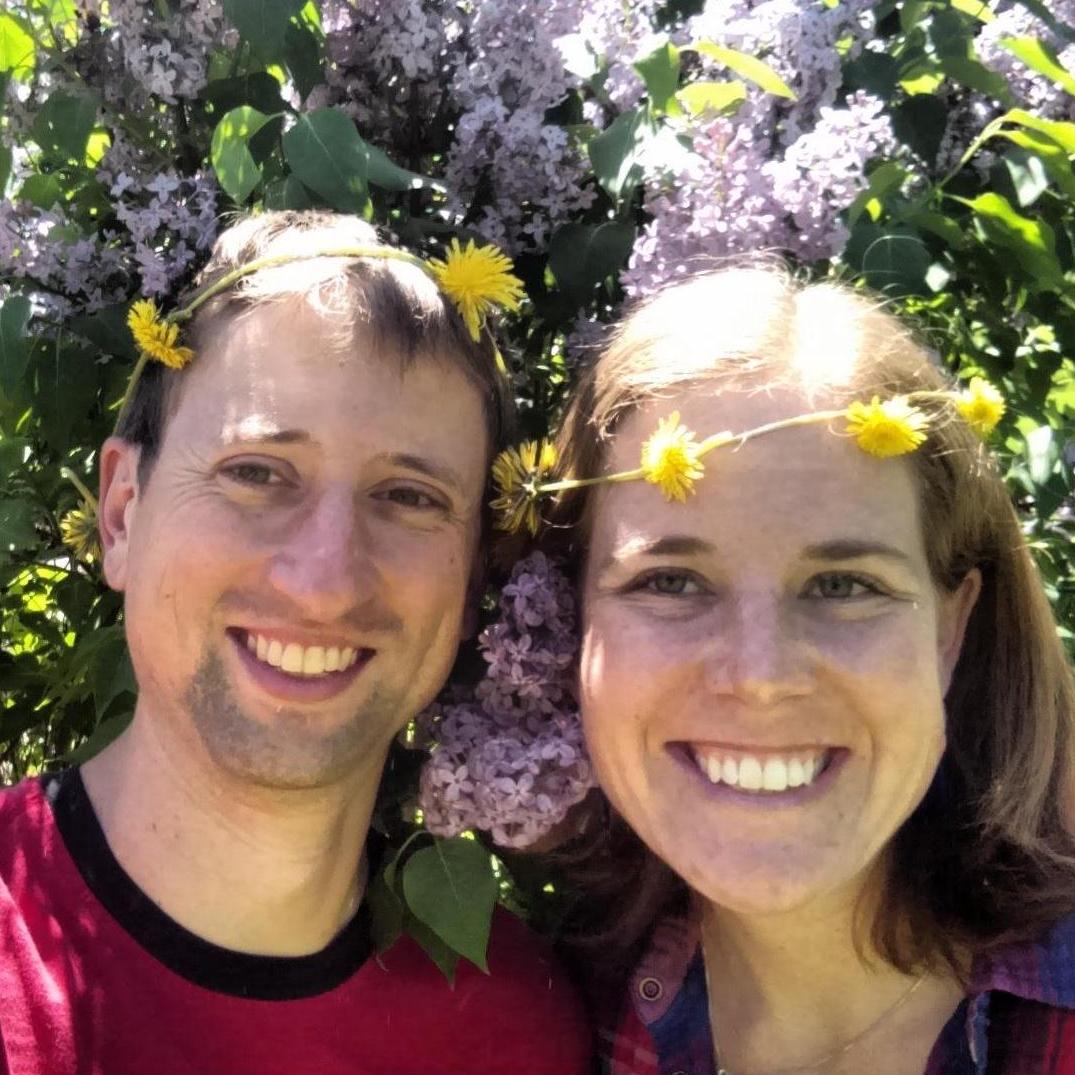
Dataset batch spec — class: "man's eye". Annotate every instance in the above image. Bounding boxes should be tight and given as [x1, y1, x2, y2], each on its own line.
[377, 486, 442, 510]
[221, 462, 282, 486]
[804, 573, 880, 599]
[636, 571, 701, 596]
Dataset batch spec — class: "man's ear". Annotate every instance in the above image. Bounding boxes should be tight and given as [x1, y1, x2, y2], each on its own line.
[938, 567, 982, 694]
[98, 437, 141, 592]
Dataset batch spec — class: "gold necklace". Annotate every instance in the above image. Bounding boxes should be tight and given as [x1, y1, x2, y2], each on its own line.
[707, 967, 928, 1075]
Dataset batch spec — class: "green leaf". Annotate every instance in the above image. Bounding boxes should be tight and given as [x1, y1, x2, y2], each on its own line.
[548, 221, 635, 307]
[364, 143, 443, 193]
[1024, 424, 1057, 486]
[222, 0, 305, 60]
[0, 497, 37, 549]
[949, 0, 994, 22]
[588, 108, 648, 202]
[17, 173, 63, 209]
[997, 129, 1075, 198]
[938, 55, 1012, 101]
[0, 437, 28, 477]
[405, 913, 459, 984]
[951, 191, 1063, 288]
[898, 207, 966, 248]
[0, 13, 35, 80]
[0, 142, 11, 193]
[211, 106, 274, 204]
[367, 867, 405, 954]
[676, 79, 748, 118]
[634, 40, 681, 115]
[32, 86, 100, 161]
[281, 108, 368, 211]
[90, 634, 136, 720]
[692, 41, 796, 99]
[65, 710, 133, 765]
[845, 50, 900, 98]
[283, 17, 324, 102]
[1003, 109, 1075, 154]
[860, 232, 932, 296]
[892, 94, 949, 163]
[847, 162, 907, 227]
[1000, 36, 1075, 96]
[0, 295, 31, 394]
[1000, 147, 1050, 208]
[402, 836, 496, 972]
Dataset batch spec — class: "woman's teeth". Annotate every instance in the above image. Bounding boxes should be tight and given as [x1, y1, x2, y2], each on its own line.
[691, 747, 831, 793]
[244, 632, 360, 677]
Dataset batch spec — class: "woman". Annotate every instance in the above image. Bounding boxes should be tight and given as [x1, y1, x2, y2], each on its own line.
[533, 267, 1075, 1075]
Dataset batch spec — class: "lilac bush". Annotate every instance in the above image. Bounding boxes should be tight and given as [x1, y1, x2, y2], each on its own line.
[419, 553, 593, 848]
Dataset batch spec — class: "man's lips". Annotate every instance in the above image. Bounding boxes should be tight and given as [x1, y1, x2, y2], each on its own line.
[226, 628, 375, 703]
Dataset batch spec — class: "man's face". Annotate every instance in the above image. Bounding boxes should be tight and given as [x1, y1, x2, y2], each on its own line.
[102, 298, 489, 790]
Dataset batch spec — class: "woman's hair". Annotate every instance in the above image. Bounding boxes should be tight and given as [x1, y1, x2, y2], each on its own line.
[117, 209, 515, 485]
[549, 265, 1075, 981]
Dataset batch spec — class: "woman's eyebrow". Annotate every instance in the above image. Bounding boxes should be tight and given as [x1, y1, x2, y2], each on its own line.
[801, 539, 914, 564]
[597, 534, 714, 572]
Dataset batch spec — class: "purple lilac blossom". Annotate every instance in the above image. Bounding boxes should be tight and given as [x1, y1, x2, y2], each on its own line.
[976, 1, 1075, 122]
[419, 553, 594, 848]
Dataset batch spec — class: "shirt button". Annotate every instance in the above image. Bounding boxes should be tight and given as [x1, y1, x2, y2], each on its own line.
[638, 976, 663, 1001]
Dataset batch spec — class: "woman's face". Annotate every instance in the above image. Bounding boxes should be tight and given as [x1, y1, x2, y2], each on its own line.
[579, 385, 978, 916]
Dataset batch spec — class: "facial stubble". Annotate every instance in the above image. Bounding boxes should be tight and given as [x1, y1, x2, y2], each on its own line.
[184, 649, 393, 790]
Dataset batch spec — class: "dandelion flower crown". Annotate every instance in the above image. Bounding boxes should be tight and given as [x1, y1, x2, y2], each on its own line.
[60, 238, 524, 561]
[490, 377, 1007, 536]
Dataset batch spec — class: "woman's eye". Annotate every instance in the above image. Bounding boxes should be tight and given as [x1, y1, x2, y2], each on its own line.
[805, 573, 879, 599]
[638, 571, 701, 596]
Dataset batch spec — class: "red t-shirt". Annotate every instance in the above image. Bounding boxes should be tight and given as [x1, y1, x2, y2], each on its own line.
[0, 771, 592, 1075]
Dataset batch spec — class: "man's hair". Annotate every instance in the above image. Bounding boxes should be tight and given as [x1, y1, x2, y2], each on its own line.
[549, 264, 1075, 982]
[116, 210, 515, 482]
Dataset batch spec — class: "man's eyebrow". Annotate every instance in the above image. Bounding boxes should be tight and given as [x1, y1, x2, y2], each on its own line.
[381, 452, 467, 494]
[801, 539, 914, 564]
[219, 422, 314, 446]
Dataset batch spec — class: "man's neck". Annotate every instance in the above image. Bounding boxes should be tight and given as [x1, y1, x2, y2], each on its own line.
[81, 714, 383, 957]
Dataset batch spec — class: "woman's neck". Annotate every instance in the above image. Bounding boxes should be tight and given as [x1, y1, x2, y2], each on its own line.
[698, 885, 964, 1075]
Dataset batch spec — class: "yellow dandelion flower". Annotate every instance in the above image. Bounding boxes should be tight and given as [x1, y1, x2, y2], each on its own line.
[60, 501, 101, 563]
[845, 396, 929, 458]
[427, 239, 526, 341]
[490, 439, 557, 534]
[640, 412, 705, 502]
[956, 377, 1005, 437]
[127, 299, 194, 369]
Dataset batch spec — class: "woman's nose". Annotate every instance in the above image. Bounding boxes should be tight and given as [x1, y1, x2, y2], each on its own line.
[702, 591, 814, 707]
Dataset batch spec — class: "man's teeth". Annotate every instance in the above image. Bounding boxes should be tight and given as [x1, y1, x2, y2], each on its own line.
[693, 748, 830, 793]
[244, 633, 360, 677]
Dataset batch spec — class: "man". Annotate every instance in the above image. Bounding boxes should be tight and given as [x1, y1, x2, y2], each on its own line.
[0, 212, 590, 1074]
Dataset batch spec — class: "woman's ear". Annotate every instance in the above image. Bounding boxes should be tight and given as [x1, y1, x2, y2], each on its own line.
[937, 567, 982, 693]
[98, 437, 141, 592]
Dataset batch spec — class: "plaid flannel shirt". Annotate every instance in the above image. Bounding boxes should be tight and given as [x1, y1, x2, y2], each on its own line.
[599, 913, 1075, 1075]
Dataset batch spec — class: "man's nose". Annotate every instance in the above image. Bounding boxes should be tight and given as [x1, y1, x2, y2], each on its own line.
[267, 487, 378, 622]
[702, 592, 813, 707]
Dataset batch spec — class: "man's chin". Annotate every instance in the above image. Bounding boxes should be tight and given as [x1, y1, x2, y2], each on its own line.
[184, 651, 389, 791]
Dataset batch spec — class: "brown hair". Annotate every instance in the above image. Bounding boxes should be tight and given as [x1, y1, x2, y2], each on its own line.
[549, 266, 1075, 981]
[116, 210, 515, 481]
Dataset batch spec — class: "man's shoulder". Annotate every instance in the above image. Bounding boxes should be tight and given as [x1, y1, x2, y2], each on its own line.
[0, 775, 50, 844]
